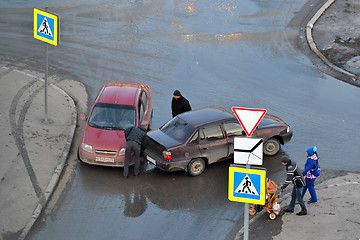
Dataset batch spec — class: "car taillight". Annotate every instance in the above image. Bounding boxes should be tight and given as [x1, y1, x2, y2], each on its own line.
[162, 151, 172, 161]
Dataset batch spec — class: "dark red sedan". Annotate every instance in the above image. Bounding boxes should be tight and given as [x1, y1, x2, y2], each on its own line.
[78, 82, 153, 167]
[145, 106, 292, 176]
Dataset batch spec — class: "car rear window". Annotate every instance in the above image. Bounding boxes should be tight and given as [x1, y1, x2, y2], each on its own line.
[160, 116, 195, 143]
[88, 103, 136, 130]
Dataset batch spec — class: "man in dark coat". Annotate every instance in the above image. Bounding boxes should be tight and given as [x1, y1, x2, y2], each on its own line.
[171, 90, 192, 118]
[280, 156, 307, 215]
[123, 126, 148, 178]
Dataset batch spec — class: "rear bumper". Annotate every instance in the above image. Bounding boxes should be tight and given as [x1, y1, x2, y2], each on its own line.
[146, 155, 187, 172]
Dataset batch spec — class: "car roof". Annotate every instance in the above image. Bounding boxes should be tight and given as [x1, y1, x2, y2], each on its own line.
[97, 82, 144, 106]
[178, 106, 235, 127]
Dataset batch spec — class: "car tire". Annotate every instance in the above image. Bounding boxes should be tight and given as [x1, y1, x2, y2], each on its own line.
[77, 148, 84, 163]
[264, 138, 280, 156]
[187, 158, 205, 177]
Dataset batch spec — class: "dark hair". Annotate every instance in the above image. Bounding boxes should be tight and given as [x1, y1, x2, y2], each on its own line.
[281, 156, 291, 165]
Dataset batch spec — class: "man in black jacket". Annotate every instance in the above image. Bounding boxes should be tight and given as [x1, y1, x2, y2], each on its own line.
[123, 126, 148, 178]
[171, 90, 192, 118]
[280, 156, 307, 215]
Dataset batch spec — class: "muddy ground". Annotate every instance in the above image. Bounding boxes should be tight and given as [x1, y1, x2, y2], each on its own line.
[312, 0, 360, 82]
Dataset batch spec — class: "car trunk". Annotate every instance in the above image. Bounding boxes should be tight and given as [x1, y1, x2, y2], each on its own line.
[144, 135, 168, 162]
[144, 130, 184, 162]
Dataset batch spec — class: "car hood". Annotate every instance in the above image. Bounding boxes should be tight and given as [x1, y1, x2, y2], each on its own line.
[81, 126, 126, 150]
[147, 130, 182, 149]
[258, 114, 288, 128]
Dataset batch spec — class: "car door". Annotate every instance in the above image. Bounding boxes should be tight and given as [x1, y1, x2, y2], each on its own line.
[184, 130, 202, 160]
[199, 123, 229, 164]
[222, 121, 246, 157]
[138, 90, 148, 128]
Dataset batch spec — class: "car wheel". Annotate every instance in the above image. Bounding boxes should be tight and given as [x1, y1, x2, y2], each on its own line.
[77, 148, 84, 163]
[264, 138, 280, 156]
[187, 158, 205, 177]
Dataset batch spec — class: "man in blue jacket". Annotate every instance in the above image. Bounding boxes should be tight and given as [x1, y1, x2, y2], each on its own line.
[302, 147, 319, 204]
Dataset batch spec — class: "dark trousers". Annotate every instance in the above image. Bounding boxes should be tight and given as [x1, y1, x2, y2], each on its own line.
[124, 141, 141, 177]
[288, 186, 307, 213]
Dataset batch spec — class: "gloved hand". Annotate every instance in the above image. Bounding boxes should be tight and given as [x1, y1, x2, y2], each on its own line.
[280, 185, 285, 191]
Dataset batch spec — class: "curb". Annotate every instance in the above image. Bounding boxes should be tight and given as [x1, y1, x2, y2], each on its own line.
[306, 0, 358, 81]
[4, 68, 78, 240]
[233, 192, 291, 240]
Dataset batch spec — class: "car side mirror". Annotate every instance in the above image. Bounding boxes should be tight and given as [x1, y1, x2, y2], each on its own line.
[80, 114, 87, 121]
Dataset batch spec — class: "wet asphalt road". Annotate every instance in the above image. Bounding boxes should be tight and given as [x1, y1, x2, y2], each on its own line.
[1, 0, 360, 239]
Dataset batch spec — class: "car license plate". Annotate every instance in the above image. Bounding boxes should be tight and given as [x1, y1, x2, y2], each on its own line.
[146, 155, 156, 165]
[95, 157, 115, 163]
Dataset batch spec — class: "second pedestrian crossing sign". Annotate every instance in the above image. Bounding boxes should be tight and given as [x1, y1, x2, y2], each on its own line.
[228, 165, 266, 204]
[33, 8, 59, 46]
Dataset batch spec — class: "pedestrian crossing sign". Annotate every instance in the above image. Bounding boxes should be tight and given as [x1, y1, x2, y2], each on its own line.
[34, 8, 59, 46]
[228, 165, 266, 204]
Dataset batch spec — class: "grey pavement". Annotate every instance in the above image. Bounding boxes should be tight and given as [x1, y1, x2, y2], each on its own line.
[273, 173, 360, 240]
[0, 64, 78, 240]
[235, 172, 360, 240]
[0, 0, 359, 240]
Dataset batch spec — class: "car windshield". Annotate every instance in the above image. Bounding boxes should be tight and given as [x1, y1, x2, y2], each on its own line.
[88, 103, 136, 130]
[160, 116, 195, 143]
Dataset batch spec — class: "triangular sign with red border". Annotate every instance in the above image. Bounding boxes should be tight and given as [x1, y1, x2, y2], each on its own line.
[232, 107, 267, 137]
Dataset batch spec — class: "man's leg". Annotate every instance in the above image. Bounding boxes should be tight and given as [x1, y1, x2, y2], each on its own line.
[133, 143, 141, 176]
[287, 186, 297, 211]
[123, 141, 133, 178]
[296, 187, 307, 215]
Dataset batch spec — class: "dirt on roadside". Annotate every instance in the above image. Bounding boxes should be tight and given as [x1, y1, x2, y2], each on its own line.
[312, 0, 360, 79]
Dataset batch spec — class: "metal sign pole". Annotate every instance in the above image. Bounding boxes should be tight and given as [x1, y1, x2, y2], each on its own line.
[229, 164, 266, 240]
[44, 43, 48, 122]
[243, 164, 250, 240]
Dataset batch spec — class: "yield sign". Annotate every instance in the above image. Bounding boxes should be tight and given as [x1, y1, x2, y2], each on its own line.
[232, 107, 267, 137]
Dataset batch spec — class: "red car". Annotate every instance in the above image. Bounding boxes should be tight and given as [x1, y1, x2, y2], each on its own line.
[78, 82, 153, 167]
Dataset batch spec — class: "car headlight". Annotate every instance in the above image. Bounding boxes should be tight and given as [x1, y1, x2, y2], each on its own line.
[119, 148, 126, 154]
[280, 126, 290, 135]
[81, 143, 93, 153]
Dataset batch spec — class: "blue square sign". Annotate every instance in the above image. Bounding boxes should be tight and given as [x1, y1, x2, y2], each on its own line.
[34, 8, 59, 46]
[228, 165, 266, 204]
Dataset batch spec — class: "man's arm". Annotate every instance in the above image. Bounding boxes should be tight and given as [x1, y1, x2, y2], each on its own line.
[124, 126, 133, 139]
[184, 99, 191, 111]
[281, 165, 296, 190]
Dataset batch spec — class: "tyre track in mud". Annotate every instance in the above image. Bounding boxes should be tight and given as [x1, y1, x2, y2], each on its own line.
[9, 76, 46, 206]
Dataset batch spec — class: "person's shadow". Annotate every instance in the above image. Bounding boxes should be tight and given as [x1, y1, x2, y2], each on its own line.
[123, 190, 148, 218]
